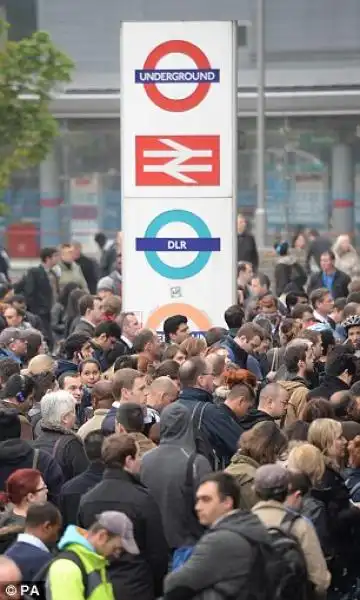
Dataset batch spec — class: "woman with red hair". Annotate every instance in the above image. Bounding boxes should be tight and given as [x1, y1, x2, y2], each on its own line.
[0, 468, 48, 552]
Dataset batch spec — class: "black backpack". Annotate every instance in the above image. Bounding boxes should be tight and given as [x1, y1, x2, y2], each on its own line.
[245, 512, 314, 600]
[190, 402, 222, 471]
[265, 512, 314, 600]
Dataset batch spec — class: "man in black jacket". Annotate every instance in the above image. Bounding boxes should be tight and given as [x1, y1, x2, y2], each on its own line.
[20, 247, 59, 349]
[59, 429, 105, 529]
[237, 213, 259, 271]
[164, 472, 271, 600]
[78, 433, 168, 600]
[178, 358, 240, 468]
[308, 250, 350, 300]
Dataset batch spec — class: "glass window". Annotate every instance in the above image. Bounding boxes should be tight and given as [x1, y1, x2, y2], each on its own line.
[3, 0, 37, 41]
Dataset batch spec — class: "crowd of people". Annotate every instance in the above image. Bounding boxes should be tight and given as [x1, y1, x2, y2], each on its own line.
[1, 223, 360, 600]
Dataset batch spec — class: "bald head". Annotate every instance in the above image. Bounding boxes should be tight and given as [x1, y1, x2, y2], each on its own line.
[148, 376, 178, 411]
[92, 380, 114, 410]
[0, 557, 21, 599]
[258, 383, 289, 420]
[28, 354, 55, 375]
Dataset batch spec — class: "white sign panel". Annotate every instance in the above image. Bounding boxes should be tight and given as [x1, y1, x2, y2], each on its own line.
[122, 197, 234, 330]
[121, 21, 235, 199]
[121, 21, 237, 331]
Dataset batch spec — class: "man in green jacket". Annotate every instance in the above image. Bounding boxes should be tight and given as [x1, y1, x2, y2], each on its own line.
[45, 511, 139, 600]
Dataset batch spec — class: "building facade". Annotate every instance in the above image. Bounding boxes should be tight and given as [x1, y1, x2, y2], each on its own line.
[3, 0, 360, 254]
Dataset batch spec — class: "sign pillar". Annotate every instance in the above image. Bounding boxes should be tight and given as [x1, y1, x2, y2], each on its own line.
[121, 21, 237, 332]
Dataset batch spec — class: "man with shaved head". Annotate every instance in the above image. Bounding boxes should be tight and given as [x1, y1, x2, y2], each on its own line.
[78, 380, 114, 440]
[239, 383, 289, 431]
[147, 376, 178, 414]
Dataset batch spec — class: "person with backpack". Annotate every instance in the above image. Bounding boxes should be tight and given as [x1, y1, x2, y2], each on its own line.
[177, 358, 240, 469]
[42, 511, 139, 600]
[163, 472, 272, 600]
[140, 403, 212, 566]
[33, 391, 89, 482]
[252, 464, 331, 598]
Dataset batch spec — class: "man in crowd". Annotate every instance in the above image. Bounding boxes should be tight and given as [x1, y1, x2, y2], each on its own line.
[73, 294, 103, 336]
[163, 315, 190, 345]
[308, 250, 350, 299]
[79, 433, 168, 600]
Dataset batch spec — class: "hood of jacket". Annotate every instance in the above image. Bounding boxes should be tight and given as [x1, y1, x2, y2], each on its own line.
[160, 402, 197, 452]
[55, 359, 78, 378]
[213, 509, 271, 546]
[278, 378, 308, 394]
[59, 524, 95, 553]
[238, 408, 274, 430]
[0, 439, 33, 465]
[228, 453, 259, 470]
[58, 525, 107, 569]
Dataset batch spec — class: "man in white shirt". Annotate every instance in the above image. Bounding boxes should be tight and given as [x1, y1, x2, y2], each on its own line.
[6, 502, 62, 581]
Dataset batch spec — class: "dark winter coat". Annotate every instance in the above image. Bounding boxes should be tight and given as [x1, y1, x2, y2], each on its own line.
[238, 408, 276, 432]
[308, 376, 349, 401]
[237, 232, 259, 271]
[79, 467, 169, 600]
[59, 462, 104, 529]
[311, 465, 360, 584]
[275, 256, 307, 296]
[140, 403, 211, 550]
[32, 423, 89, 482]
[0, 438, 63, 503]
[76, 254, 99, 294]
[178, 388, 239, 467]
[164, 510, 272, 600]
[308, 269, 351, 299]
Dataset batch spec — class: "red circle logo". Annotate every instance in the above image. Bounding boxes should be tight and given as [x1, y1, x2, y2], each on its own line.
[143, 40, 212, 112]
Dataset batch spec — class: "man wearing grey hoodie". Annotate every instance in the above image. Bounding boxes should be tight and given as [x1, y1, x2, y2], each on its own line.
[140, 403, 211, 554]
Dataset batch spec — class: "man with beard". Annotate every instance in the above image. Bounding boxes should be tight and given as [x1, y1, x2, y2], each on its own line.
[278, 341, 314, 427]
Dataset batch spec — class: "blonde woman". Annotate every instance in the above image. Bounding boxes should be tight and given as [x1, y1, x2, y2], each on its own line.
[287, 443, 330, 557]
[308, 419, 360, 593]
[333, 234, 360, 278]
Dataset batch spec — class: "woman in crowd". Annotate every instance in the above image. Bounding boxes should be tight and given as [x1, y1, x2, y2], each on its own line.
[308, 418, 360, 598]
[225, 421, 287, 509]
[0, 469, 48, 553]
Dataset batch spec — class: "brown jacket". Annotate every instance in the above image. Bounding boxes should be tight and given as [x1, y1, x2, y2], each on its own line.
[225, 453, 260, 510]
[278, 379, 309, 427]
[0, 400, 33, 441]
[78, 409, 110, 440]
[252, 500, 331, 594]
[131, 431, 156, 458]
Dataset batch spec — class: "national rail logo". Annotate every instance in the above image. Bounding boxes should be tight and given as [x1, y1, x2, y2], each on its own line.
[135, 39, 220, 112]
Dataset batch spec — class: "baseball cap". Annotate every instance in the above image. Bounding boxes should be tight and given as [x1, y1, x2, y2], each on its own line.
[96, 511, 139, 555]
[254, 464, 289, 495]
[0, 328, 28, 347]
